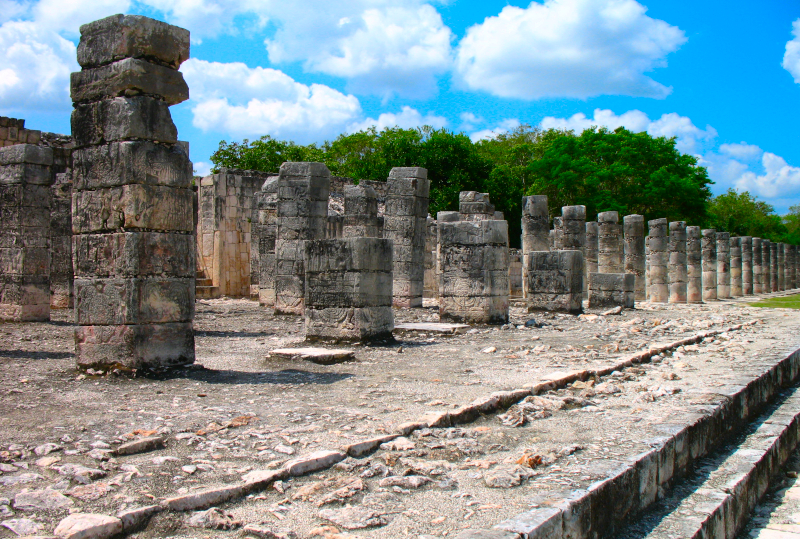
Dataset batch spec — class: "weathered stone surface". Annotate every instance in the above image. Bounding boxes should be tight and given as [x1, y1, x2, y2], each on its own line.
[77, 14, 190, 69]
[0, 144, 54, 166]
[623, 215, 645, 301]
[526, 250, 583, 314]
[113, 436, 165, 456]
[0, 517, 43, 536]
[163, 485, 246, 511]
[702, 229, 717, 301]
[318, 506, 389, 529]
[117, 505, 161, 533]
[72, 184, 193, 233]
[71, 58, 188, 105]
[730, 236, 743, 296]
[753, 238, 763, 294]
[71, 97, 177, 147]
[716, 231, 731, 298]
[0, 163, 53, 186]
[72, 141, 191, 190]
[284, 451, 346, 476]
[186, 508, 241, 530]
[588, 273, 635, 309]
[598, 211, 623, 274]
[668, 221, 687, 304]
[74, 322, 194, 369]
[73, 232, 194, 278]
[269, 347, 355, 365]
[687, 226, 702, 303]
[14, 489, 73, 511]
[741, 236, 753, 295]
[74, 277, 194, 325]
[454, 530, 520, 539]
[648, 218, 668, 302]
[54, 513, 122, 539]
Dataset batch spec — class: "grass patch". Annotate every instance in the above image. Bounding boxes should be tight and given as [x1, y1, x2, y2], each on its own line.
[748, 294, 800, 309]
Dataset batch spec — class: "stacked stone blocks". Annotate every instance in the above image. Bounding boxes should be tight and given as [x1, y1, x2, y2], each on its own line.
[648, 218, 668, 303]
[0, 117, 43, 147]
[70, 14, 195, 369]
[716, 232, 731, 299]
[588, 273, 635, 309]
[686, 226, 702, 303]
[526, 251, 583, 314]
[668, 221, 688, 303]
[255, 176, 279, 306]
[623, 215, 646, 300]
[730, 237, 743, 297]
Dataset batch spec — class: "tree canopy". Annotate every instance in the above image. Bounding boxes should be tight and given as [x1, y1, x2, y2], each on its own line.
[209, 124, 795, 246]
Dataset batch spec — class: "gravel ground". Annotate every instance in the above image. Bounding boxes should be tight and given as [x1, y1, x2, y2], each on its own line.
[0, 295, 798, 538]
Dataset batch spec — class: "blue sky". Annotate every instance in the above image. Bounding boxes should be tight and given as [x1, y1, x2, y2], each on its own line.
[3, 0, 800, 212]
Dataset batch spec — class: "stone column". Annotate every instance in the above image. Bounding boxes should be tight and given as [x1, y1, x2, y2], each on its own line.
[623, 215, 646, 300]
[730, 237, 742, 297]
[702, 229, 717, 301]
[51, 172, 73, 309]
[304, 238, 393, 341]
[598, 211, 623, 273]
[716, 232, 730, 299]
[0, 145, 53, 322]
[439, 219, 509, 324]
[552, 216, 564, 250]
[778, 243, 786, 291]
[668, 221, 687, 303]
[71, 15, 195, 369]
[526, 251, 583, 314]
[343, 184, 380, 237]
[424, 217, 438, 299]
[645, 236, 650, 299]
[275, 162, 330, 315]
[459, 191, 494, 221]
[789, 245, 797, 289]
[741, 236, 753, 295]
[770, 241, 778, 292]
[753, 239, 763, 294]
[687, 226, 702, 303]
[521, 196, 549, 299]
[648, 218, 668, 303]
[561, 206, 586, 251]
[586, 221, 599, 290]
[256, 177, 278, 306]
[763, 240, 772, 293]
[385, 167, 429, 308]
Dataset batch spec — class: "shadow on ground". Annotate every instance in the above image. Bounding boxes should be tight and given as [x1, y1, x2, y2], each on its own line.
[142, 367, 353, 386]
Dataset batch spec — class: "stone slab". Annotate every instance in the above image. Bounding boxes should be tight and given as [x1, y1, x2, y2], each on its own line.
[269, 347, 355, 365]
[71, 57, 189, 105]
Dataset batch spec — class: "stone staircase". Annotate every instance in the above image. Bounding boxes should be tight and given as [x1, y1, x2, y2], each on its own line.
[195, 270, 219, 299]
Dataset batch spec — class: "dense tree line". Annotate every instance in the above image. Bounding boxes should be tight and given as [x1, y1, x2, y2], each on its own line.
[210, 125, 796, 246]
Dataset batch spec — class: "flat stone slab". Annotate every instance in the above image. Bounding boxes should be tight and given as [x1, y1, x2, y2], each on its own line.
[269, 347, 355, 365]
[394, 323, 470, 334]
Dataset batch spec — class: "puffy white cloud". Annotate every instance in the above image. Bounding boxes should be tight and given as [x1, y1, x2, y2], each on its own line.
[193, 161, 212, 177]
[33, 0, 130, 35]
[0, 1, 27, 25]
[348, 105, 446, 133]
[719, 142, 762, 162]
[540, 108, 716, 154]
[0, 20, 77, 111]
[469, 118, 521, 142]
[735, 152, 800, 200]
[454, 0, 685, 99]
[783, 18, 800, 83]
[181, 59, 361, 142]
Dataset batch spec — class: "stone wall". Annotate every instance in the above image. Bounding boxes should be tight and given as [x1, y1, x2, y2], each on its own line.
[526, 251, 583, 314]
[50, 173, 73, 308]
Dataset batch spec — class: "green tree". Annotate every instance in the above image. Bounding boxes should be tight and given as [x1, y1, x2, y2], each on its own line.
[707, 189, 788, 241]
[784, 204, 800, 244]
[210, 136, 324, 173]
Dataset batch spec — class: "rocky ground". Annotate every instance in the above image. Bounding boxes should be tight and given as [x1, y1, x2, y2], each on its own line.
[0, 295, 798, 538]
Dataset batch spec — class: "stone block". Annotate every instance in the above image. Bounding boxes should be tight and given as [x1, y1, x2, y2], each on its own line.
[0, 247, 49, 275]
[388, 167, 428, 180]
[74, 277, 194, 325]
[305, 306, 394, 341]
[72, 141, 191, 190]
[438, 220, 508, 246]
[588, 273, 635, 309]
[279, 161, 331, 179]
[439, 295, 509, 325]
[77, 14, 190, 69]
[437, 211, 460, 223]
[0, 144, 53, 167]
[526, 250, 583, 314]
[305, 272, 393, 308]
[75, 321, 195, 369]
[0, 183, 50, 208]
[441, 270, 509, 297]
[73, 232, 194, 278]
[277, 198, 329, 218]
[71, 96, 177, 147]
[72, 184, 193, 233]
[440, 244, 509, 273]
[387, 176, 429, 198]
[71, 57, 189, 105]
[0, 163, 52, 186]
[304, 238, 392, 273]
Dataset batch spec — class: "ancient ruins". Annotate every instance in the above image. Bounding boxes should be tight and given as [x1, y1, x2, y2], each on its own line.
[3, 12, 800, 539]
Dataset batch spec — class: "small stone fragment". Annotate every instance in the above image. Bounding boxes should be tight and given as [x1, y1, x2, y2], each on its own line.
[14, 489, 74, 511]
[483, 465, 535, 488]
[1, 517, 42, 536]
[284, 451, 345, 477]
[113, 436, 165, 456]
[186, 507, 241, 530]
[318, 506, 389, 530]
[242, 524, 299, 538]
[34, 443, 62, 456]
[53, 513, 123, 539]
[117, 505, 161, 532]
[379, 437, 415, 452]
[377, 475, 430, 489]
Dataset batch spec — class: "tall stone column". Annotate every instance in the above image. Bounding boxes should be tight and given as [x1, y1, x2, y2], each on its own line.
[623, 215, 646, 300]
[778, 243, 786, 291]
[385, 167, 429, 308]
[763, 240, 772, 293]
[598, 211, 623, 273]
[71, 15, 195, 369]
[256, 177, 278, 306]
[274, 162, 330, 315]
[552, 217, 564, 250]
[586, 222, 598, 289]
[561, 205, 586, 296]
[668, 221, 687, 303]
[741, 236, 753, 295]
[0, 145, 53, 322]
[702, 229, 717, 301]
[753, 238, 763, 294]
[687, 226, 702, 303]
[730, 237, 742, 297]
[789, 245, 797, 289]
[648, 218, 668, 303]
[521, 195, 549, 298]
[716, 232, 730, 299]
[51, 173, 74, 309]
[645, 236, 650, 299]
[770, 241, 778, 292]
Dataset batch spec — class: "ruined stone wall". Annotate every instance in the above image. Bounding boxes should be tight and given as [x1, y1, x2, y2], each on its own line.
[255, 176, 279, 306]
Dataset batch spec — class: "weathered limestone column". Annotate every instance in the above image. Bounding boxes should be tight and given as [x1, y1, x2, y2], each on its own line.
[648, 218, 668, 303]
[753, 238, 763, 294]
[730, 237, 743, 297]
[588, 273, 635, 309]
[645, 236, 650, 298]
[303, 238, 393, 341]
[343, 184, 380, 237]
[51, 173, 73, 308]
[598, 211, 623, 273]
[741, 236, 753, 295]
[0, 145, 53, 321]
[439, 219, 509, 324]
[668, 221, 687, 303]
[552, 216, 564, 250]
[770, 241, 778, 292]
[385, 167, 429, 308]
[526, 251, 583, 314]
[716, 232, 730, 299]
[521, 195, 549, 298]
[763, 240, 772, 293]
[256, 177, 278, 306]
[702, 229, 717, 301]
[687, 226, 702, 303]
[424, 217, 438, 299]
[459, 191, 494, 221]
[623, 215, 646, 301]
[561, 206, 586, 251]
[275, 162, 330, 315]
[789, 245, 797, 289]
[71, 15, 195, 368]
[586, 221, 599, 291]
[778, 243, 786, 291]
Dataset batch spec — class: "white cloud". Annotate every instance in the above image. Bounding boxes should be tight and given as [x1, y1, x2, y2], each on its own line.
[348, 105, 446, 133]
[0, 20, 77, 112]
[182, 59, 361, 142]
[454, 0, 686, 99]
[33, 0, 130, 35]
[735, 152, 800, 200]
[719, 142, 762, 162]
[470, 118, 521, 142]
[540, 108, 716, 154]
[0, 1, 27, 25]
[784, 19, 800, 83]
[193, 161, 212, 177]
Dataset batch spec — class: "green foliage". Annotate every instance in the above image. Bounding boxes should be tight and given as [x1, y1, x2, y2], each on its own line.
[707, 189, 788, 241]
[748, 293, 800, 309]
[525, 127, 713, 223]
[210, 136, 325, 173]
